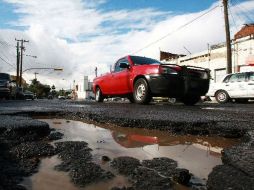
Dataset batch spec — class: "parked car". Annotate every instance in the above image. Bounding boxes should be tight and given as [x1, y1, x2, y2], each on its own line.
[93, 55, 210, 105]
[206, 71, 254, 103]
[15, 87, 35, 100]
[23, 90, 35, 100]
[0, 73, 15, 99]
[48, 94, 53, 99]
[58, 95, 66, 100]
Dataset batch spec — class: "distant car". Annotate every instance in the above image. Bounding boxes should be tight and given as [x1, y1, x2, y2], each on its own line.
[93, 55, 210, 105]
[0, 73, 15, 99]
[66, 94, 71, 99]
[15, 87, 35, 100]
[48, 94, 53, 99]
[206, 71, 254, 103]
[23, 90, 35, 100]
[58, 95, 65, 100]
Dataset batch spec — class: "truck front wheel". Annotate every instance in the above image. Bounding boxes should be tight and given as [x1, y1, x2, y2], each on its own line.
[133, 78, 151, 104]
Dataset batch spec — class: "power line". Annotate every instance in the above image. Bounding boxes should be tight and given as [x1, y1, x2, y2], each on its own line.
[0, 55, 15, 69]
[231, 0, 254, 23]
[132, 4, 220, 54]
[228, 1, 244, 27]
[0, 38, 15, 48]
[228, 2, 238, 32]
[0, 51, 15, 65]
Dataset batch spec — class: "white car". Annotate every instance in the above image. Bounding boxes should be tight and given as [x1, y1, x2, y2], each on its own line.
[207, 71, 254, 103]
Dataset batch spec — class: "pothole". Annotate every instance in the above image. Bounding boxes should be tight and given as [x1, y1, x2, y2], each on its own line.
[21, 118, 240, 190]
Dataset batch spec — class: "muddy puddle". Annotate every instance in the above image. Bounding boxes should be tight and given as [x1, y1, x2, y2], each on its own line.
[21, 119, 240, 190]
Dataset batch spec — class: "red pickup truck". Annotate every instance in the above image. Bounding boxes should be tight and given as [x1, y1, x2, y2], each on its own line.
[93, 55, 210, 105]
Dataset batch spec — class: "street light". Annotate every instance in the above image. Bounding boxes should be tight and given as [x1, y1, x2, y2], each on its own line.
[22, 67, 63, 73]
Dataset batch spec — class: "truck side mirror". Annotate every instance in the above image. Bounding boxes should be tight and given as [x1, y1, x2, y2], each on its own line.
[119, 62, 129, 69]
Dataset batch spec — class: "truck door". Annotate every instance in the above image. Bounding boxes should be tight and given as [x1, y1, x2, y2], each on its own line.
[112, 59, 131, 94]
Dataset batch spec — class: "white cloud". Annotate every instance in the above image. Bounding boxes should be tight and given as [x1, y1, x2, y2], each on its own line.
[0, 0, 254, 90]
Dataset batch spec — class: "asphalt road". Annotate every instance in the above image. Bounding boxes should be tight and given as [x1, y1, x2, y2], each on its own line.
[0, 99, 254, 190]
[0, 98, 254, 117]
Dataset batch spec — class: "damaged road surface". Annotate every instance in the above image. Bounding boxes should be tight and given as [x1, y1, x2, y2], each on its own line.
[0, 100, 254, 190]
[21, 119, 240, 190]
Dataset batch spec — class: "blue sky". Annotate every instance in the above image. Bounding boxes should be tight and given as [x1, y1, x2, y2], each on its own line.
[0, 0, 253, 89]
[0, 0, 248, 31]
[100, 0, 218, 13]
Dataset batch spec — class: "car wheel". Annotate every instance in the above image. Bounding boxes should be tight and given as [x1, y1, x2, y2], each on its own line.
[95, 87, 104, 102]
[182, 96, 200, 106]
[215, 90, 229, 104]
[133, 78, 151, 104]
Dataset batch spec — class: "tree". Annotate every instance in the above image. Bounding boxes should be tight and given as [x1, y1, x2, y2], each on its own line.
[28, 79, 51, 98]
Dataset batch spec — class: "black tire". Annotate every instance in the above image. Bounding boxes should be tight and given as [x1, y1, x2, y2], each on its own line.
[5, 95, 10, 100]
[235, 98, 248, 104]
[95, 87, 104, 102]
[133, 78, 151, 104]
[182, 96, 200, 106]
[127, 95, 135, 103]
[215, 90, 229, 104]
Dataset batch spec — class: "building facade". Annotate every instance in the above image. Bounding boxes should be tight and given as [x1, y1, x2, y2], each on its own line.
[161, 24, 254, 82]
[75, 76, 94, 99]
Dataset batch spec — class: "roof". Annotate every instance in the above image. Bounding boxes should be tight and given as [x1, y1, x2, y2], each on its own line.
[160, 51, 185, 61]
[234, 23, 254, 39]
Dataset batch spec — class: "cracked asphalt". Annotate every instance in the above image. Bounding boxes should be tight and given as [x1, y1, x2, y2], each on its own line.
[0, 99, 254, 190]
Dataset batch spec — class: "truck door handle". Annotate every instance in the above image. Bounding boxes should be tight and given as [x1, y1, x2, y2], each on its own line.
[225, 84, 229, 86]
[248, 83, 254, 85]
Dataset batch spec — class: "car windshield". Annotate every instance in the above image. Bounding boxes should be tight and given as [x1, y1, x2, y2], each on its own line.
[130, 56, 161, 65]
[0, 73, 10, 80]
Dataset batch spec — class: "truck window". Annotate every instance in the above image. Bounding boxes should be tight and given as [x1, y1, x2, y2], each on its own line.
[0, 73, 10, 80]
[130, 56, 160, 65]
[114, 59, 129, 72]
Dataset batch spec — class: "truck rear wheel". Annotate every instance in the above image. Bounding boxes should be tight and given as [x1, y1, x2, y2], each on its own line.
[95, 87, 104, 102]
[133, 78, 151, 104]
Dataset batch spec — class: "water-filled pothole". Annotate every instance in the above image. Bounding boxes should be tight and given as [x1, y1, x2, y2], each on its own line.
[21, 119, 240, 190]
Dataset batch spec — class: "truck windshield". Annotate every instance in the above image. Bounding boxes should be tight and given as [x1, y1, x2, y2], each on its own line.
[130, 56, 161, 65]
[0, 73, 10, 80]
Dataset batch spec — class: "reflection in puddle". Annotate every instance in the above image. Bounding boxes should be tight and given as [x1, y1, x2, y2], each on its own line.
[21, 119, 240, 190]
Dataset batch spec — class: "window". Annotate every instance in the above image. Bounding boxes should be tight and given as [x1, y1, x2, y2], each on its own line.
[130, 56, 160, 65]
[0, 73, 10, 80]
[236, 73, 246, 82]
[223, 75, 232, 83]
[228, 73, 246, 83]
[114, 59, 129, 72]
[249, 72, 254, 81]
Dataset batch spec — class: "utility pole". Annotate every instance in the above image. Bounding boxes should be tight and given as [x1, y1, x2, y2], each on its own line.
[16, 39, 29, 86]
[16, 41, 20, 86]
[223, 0, 232, 74]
